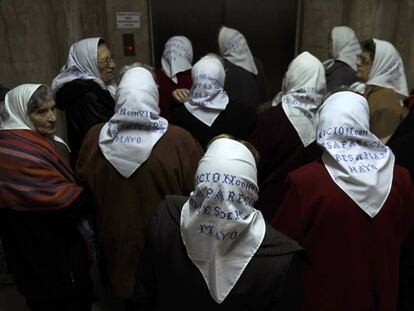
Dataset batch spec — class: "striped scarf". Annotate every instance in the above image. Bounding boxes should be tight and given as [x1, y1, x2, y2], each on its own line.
[0, 130, 82, 211]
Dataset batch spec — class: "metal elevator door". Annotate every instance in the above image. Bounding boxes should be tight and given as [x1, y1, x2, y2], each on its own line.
[150, 0, 300, 100]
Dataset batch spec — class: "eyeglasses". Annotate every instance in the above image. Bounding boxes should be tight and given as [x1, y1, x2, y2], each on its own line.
[356, 54, 372, 66]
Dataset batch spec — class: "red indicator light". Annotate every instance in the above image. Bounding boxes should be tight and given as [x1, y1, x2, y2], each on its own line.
[123, 33, 136, 56]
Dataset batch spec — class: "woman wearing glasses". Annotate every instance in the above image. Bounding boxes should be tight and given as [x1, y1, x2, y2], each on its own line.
[51, 38, 117, 166]
[354, 39, 408, 143]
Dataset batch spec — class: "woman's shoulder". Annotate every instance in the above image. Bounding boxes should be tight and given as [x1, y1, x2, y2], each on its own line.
[151, 195, 188, 227]
[287, 160, 326, 185]
[393, 164, 413, 188]
[258, 222, 304, 256]
[366, 86, 401, 110]
[155, 68, 169, 84]
[257, 105, 286, 123]
[56, 79, 113, 109]
[165, 123, 186, 135]
[84, 122, 105, 141]
[59, 79, 103, 94]
[366, 85, 399, 99]
[155, 125, 203, 159]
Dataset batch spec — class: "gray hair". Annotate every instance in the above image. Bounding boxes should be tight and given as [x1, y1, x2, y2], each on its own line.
[118, 62, 156, 83]
[27, 85, 53, 115]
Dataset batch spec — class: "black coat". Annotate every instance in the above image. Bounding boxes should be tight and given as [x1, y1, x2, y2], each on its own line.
[223, 58, 268, 108]
[387, 108, 414, 182]
[55, 79, 115, 166]
[134, 195, 304, 311]
[171, 97, 257, 149]
[249, 105, 322, 221]
[325, 60, 358, 92]
[0, 190, 95, 305]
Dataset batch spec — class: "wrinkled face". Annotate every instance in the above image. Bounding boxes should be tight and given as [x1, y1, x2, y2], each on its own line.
[97, 43, 116, 84]
[356, 50, 373, 81]
[29, 99, 56, 135]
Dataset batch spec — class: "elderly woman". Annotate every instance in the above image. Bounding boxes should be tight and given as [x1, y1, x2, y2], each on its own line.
[155, 36, 193, 120]
[172, 54, 257, 149]
[52, 37, 117, 166]
[134, 136, 304, 310]
[0, 84, 95, 310]
[76, 63, 203, 307]
[249, 51, 326, 221]
[353, 38, 408, 142]
[272, 91, 414, 311]
[323, 26, 361, 91]
[218, 26, 268, 109]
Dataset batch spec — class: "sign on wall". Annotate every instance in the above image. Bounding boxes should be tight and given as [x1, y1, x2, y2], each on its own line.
[116, 12, 141, 29]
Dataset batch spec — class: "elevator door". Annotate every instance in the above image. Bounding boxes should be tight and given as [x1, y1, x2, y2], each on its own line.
[150, 0, 300, 100]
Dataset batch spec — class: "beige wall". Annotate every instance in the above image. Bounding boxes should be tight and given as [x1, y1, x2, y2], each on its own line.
[0, 0, 61, 87]
[0, 0, 151, 88]
[394, 0, 414, 90]
[1, 0, 413, 90]
[104, 0, 152, 72]
[0, 0, 152, 139]
[300, 0, 345, 60]
[300, 0, 414, 88]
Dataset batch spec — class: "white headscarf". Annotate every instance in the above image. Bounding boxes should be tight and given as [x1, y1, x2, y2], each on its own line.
[184, 56, 229, 127]
[323, 26, 361, 71]
[51, 37, 117, 98]
[271, 76, 286, 107]
[0, 84, 69, 147]
[281, 51, 326, 147]
[366, 39, 408, 98]
[161, 36, 193, 84]
[99, 67, 168, 178]
[218, 26, 258, 75]
[181, 138, 266, 303]
[317, 91, 395, 218]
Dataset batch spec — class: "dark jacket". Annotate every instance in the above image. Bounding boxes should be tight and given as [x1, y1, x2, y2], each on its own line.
[171, 98, 257, 149]
[325, 60, 358, 92]
[134, 195, 304, 311]
[55, 79, 115, 166]
[387, 108, 414, 182]
[223, 58, 268, 108]
[249, 105, 322, 221]
[0, 190, 95, 304]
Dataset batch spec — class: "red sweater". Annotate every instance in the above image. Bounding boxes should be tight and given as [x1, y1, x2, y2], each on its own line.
[155, 68, 192, 121]
[272, 161, 414, 311]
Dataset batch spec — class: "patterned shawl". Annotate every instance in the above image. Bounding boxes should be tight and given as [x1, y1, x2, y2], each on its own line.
[0, 129, 82, 211]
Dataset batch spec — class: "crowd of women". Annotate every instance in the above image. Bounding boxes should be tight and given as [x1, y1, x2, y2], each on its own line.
[0, 24, 413, 311]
